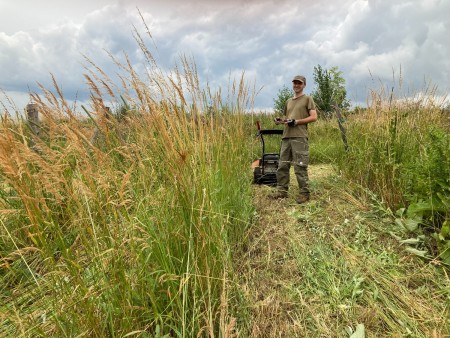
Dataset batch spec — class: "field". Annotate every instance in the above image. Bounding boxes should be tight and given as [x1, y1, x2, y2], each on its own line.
[1, 34, 449, 337]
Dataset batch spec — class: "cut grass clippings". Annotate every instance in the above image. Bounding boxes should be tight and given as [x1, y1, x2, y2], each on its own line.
[235, 164, 449, 337]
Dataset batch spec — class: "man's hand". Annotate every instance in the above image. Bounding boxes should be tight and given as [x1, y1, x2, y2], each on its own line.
[287, 119, 296, 127]
[274, 117, 282, 125]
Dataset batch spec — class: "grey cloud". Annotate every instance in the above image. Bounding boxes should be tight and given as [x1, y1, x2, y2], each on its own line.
[1, 0, 449, 111]
[0, 4, 146, 103]
[289, 0, 450, 105]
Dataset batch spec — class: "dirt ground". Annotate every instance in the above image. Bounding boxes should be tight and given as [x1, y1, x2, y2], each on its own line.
[234, 164, 448, 338]
[237, 164, 339, 336]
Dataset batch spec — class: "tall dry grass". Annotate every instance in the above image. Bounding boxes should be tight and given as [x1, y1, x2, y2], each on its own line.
[0, 29, 255, 337]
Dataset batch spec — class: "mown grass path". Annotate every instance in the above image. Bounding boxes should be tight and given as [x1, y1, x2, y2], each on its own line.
[235, 164, 449, 337]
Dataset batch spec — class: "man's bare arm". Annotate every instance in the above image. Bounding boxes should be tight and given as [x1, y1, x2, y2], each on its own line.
[295, 109, 317, 125]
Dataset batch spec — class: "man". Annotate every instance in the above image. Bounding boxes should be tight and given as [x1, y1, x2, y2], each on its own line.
[272, 75, 317, 204]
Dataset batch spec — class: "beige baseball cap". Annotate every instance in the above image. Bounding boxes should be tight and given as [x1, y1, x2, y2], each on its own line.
[292, 75, 306, 84]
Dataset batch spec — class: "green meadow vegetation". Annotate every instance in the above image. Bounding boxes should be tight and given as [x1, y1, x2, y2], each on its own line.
[1, 27, 449, 337]
[249, 87, 449, 336]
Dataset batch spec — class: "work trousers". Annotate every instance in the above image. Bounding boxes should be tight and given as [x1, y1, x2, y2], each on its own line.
[276, 137, 310, 196]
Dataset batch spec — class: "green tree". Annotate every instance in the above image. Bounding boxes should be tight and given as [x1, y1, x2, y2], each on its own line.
[273, 85, 292, 115]
[312, 65, 350, 119]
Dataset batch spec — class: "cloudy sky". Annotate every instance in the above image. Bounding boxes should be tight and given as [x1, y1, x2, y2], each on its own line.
[0, 0, 448, 113]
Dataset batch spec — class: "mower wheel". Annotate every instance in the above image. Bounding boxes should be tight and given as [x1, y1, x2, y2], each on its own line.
[253, 167, 262, 184]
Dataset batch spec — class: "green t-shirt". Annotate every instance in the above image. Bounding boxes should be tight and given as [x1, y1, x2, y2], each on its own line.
[282, 95, 316, 138]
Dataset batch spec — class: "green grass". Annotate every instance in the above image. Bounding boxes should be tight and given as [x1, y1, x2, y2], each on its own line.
[334, 90, 448, 211]
[241, 165, 449, 337]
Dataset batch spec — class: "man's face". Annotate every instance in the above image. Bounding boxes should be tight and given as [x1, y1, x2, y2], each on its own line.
[292, 80, 304, 93]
